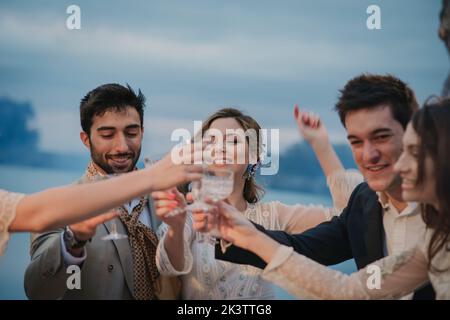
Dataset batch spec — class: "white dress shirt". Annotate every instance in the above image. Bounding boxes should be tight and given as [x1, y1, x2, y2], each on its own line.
[377, 192, 427, 299]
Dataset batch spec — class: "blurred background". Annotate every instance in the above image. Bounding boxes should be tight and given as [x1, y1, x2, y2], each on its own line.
[0, 0, 447, 299]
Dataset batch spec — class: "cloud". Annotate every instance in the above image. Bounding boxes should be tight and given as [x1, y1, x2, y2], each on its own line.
[0, 1, 446, 154]
[0, 7, 436, 82]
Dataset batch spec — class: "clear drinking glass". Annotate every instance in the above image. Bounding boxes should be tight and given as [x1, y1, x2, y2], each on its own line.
[101, 211, 128, 240]
[185, 180, 212, 243]
[101, 173, 128, 240]
[200, 166, 234, 243]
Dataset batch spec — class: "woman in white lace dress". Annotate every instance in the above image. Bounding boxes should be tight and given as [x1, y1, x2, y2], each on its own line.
[153, 107, 363, 300]
[0, 147, 202, 256]
[209, 100, 450, 299]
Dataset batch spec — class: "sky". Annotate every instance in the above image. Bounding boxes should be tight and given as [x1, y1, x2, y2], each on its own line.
[0, 0, 447, 159]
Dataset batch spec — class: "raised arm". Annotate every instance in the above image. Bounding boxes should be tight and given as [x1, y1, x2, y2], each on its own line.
[214, 200, 429, 300]
[260, 242, 429, 300]
[294, 104, 343, 178]
[275, 105, 362, 231]
[8, 145, 202, 233]
[153, 189, 195, 275]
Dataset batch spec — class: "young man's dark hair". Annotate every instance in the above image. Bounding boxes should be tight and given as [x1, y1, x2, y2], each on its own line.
[80, 83, 146, 136]
[335, 74, 419, 129]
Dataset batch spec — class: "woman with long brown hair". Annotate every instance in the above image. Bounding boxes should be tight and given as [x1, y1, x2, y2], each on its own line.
[212, 98, 450, 299]
[152, 106, 363, 299]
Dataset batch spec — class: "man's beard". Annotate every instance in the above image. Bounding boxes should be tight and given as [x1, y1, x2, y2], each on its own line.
[90, 144, 141, 174]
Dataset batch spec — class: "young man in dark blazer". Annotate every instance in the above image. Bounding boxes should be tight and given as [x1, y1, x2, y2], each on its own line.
[215, 74, 435, 300]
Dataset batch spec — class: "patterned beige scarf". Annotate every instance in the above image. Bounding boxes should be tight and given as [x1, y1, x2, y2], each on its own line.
[85, 161, 159, 300]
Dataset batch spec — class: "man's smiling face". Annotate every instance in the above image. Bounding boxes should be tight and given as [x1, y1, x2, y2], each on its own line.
[345, 104, 405, 193]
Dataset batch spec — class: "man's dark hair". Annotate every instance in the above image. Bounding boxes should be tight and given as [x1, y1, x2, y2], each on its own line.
[80, 83, 146, 135]
[335, 74, 419, 129]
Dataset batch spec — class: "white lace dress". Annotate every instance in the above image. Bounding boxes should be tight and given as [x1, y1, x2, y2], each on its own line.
[0, 189, 25, 256]
[262, 230, 450, 300]
[156, 170, 363, 300]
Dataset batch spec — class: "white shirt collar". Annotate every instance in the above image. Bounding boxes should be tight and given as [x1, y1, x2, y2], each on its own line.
[376, 191, 419, 217]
